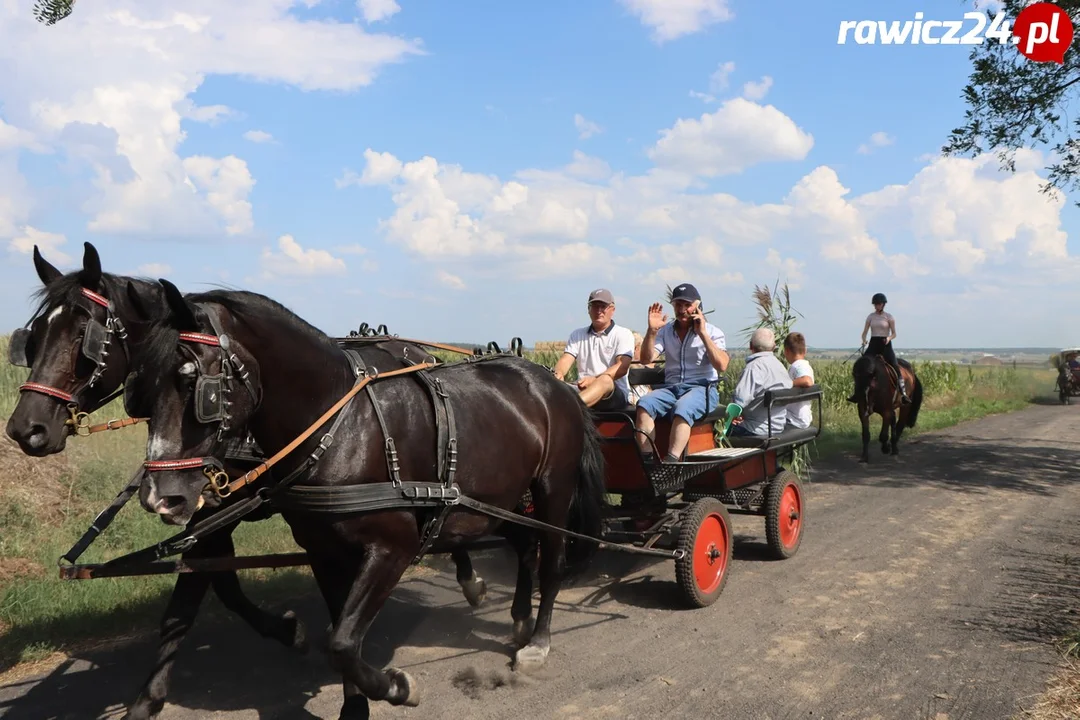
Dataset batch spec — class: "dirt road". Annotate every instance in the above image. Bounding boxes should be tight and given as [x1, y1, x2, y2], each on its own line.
[2, 402, 1079, 720]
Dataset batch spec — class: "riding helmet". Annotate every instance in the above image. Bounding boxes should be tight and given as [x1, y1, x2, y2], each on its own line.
[872, 292, 887, 305]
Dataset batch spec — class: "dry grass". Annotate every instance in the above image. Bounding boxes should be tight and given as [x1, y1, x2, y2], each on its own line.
[1015, 655, 1080, 719]
[0, 438, 73, 527]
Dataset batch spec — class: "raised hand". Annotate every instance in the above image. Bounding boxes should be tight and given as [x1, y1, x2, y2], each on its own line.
[647, 302, 667, 331]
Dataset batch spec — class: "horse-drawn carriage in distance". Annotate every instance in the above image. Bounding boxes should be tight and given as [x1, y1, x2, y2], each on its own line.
[1051, 348, 1080, 405]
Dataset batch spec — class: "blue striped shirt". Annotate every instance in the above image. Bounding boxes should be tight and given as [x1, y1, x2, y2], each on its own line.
[653, 321, 727, 385]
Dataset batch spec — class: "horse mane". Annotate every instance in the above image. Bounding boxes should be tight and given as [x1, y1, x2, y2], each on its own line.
[29, 272, 157, 323]
[132, 288, 342, 384]
[852, 354, 880, 394]
[186, 289, 340, 354]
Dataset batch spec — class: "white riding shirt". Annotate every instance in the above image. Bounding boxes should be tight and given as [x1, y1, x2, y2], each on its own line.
[867, 311, 893, 338]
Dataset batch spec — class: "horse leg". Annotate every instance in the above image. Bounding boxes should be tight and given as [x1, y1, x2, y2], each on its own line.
[890, 412, 900, 456]
[202, 529, 308, 652]
[499, 521, 539, 648]
[859, 410, 870, 463]
[325, 542, 419, 712]
[451, 547, 487, 608]
[513, 475, 573, 673]
[308, 554, 369, 720]
[122, 569, 213, 720]
[879, 415, 890, 455]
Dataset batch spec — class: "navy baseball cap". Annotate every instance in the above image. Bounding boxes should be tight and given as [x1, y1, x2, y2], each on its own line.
[671, 283, 701, 303]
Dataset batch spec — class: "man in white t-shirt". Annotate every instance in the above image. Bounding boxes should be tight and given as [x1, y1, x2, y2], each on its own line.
[553, 288, 635, 410]
[782, 332, 815, 429]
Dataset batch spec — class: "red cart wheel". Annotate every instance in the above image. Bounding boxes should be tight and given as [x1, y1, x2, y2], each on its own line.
[764, 470, 804, 560]
[675, 498, 732, 608]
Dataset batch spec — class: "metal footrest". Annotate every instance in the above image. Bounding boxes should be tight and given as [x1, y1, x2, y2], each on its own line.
[683, 486, 764, 509]
[646, 461, 720, 495]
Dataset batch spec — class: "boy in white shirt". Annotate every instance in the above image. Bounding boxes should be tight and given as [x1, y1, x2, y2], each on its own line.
[783, 332, 815, 430]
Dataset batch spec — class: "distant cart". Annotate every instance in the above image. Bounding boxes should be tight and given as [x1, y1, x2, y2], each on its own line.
[1050, 348, 1080, 404]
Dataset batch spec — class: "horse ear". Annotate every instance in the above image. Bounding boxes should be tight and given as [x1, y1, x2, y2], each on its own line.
[33, 245, 63, 286]
[78, 242, 102, 290]
[159, 279, 198, 331]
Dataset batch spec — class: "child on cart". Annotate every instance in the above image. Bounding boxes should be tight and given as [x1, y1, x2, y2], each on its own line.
[783, 332, 815, 431]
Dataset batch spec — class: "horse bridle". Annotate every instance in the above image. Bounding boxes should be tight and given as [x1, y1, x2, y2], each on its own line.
[10, 287, 132, 434]
[141, 308, 261, 499]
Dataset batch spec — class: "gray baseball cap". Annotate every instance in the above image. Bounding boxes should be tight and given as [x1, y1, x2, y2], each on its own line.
[588, 288, 614, 305]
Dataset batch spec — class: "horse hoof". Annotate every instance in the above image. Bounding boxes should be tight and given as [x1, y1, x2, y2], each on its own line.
[283, 611, 309, 654]
[513, 643, 550, 673]
[121, 697, 161, 720]
[386, 667, 420, 707]
[859, 456, 868, 464]
[513, 617, 535, 647]
[461, 573, 487, 608]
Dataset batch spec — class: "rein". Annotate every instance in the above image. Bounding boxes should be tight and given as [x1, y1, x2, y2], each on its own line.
[143, 361, 438, 498]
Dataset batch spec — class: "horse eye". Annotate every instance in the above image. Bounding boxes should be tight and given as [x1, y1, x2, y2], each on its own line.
[178, 362, 197, 379]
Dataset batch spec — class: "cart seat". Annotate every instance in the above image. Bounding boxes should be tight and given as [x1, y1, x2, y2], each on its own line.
[724, 425, 819, 449]
[591, 403, 729, 427]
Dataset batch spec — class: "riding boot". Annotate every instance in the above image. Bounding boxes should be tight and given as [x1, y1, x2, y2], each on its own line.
[899, 377, 911, 404]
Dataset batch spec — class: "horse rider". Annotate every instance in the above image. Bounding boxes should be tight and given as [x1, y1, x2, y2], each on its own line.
[848, 292, 910, 405]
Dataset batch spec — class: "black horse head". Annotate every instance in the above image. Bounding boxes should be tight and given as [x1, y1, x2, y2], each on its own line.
[6, 241, 164, 456]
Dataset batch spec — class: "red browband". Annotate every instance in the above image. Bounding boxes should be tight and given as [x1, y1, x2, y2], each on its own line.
[144, 458, 213, 472]
[178, 332, 220, 346]
[18, 382, 75, 402]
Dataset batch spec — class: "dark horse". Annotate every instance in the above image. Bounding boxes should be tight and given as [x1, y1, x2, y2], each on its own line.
[124, 279, 605, 718]
[5, 243, 489, 719]
[852, 353, 924, 463]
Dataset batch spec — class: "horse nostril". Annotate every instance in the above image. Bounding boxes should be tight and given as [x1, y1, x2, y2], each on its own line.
[25, 424, 49, 449]
[154, 496, 187, 515]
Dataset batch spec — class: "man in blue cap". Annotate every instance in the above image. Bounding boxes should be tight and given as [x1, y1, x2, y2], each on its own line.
[636, 282, 729, 463]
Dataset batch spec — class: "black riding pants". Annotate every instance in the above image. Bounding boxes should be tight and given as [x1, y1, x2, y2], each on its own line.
[867, 337, 903, 385]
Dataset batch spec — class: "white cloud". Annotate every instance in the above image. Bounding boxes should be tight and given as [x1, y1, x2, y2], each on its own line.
[765, 248, 805, 290]
[8, 226, 72, 264]
[0, 1, 423, 241]
[711, 61, 736, 92]
[260, 234, 347, 278]
[648, 97, 814, 177]
[358, 0, 401, 23]
[855, 151, 1068, 274]
[243, 130, 274, 144]
[181, 155, 256, 236]
[858, 131, 895, 155]
[617, 0, 734, 42]
[574, 114, 603, 140]
[436, 269, 466, 290]
[136, 262, 172, 276]
[742, 75, 773, 101]
[690, 61, 737, 104]
[564, 150, 612, 181]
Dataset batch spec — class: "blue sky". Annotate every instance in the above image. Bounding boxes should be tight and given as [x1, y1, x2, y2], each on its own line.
[1, 0, 1077, 350]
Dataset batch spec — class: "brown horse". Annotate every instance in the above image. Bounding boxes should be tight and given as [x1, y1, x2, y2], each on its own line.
[852, 353, 923, 463]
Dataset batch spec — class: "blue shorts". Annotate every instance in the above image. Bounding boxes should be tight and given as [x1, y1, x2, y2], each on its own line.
[636, 383, 719, 425]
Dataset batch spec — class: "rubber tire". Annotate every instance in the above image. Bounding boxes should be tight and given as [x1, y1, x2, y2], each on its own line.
[675, 498, 733, 608]
[764, 470, 804, 560]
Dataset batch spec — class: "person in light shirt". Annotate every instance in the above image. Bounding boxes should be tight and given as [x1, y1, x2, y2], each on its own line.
[848, 292, 910, 404]
[552, 288, 635, 410]
[635, 282, 729, 462]
[782, 332, 815, 430]
[728, 328, 792, 437]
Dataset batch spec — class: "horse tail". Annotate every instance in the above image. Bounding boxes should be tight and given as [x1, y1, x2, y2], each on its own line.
[564, 407, 607, 574]
[906, 372, 923, 428]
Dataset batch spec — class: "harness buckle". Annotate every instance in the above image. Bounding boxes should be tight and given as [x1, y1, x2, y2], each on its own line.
[66, 404, 91, 437]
